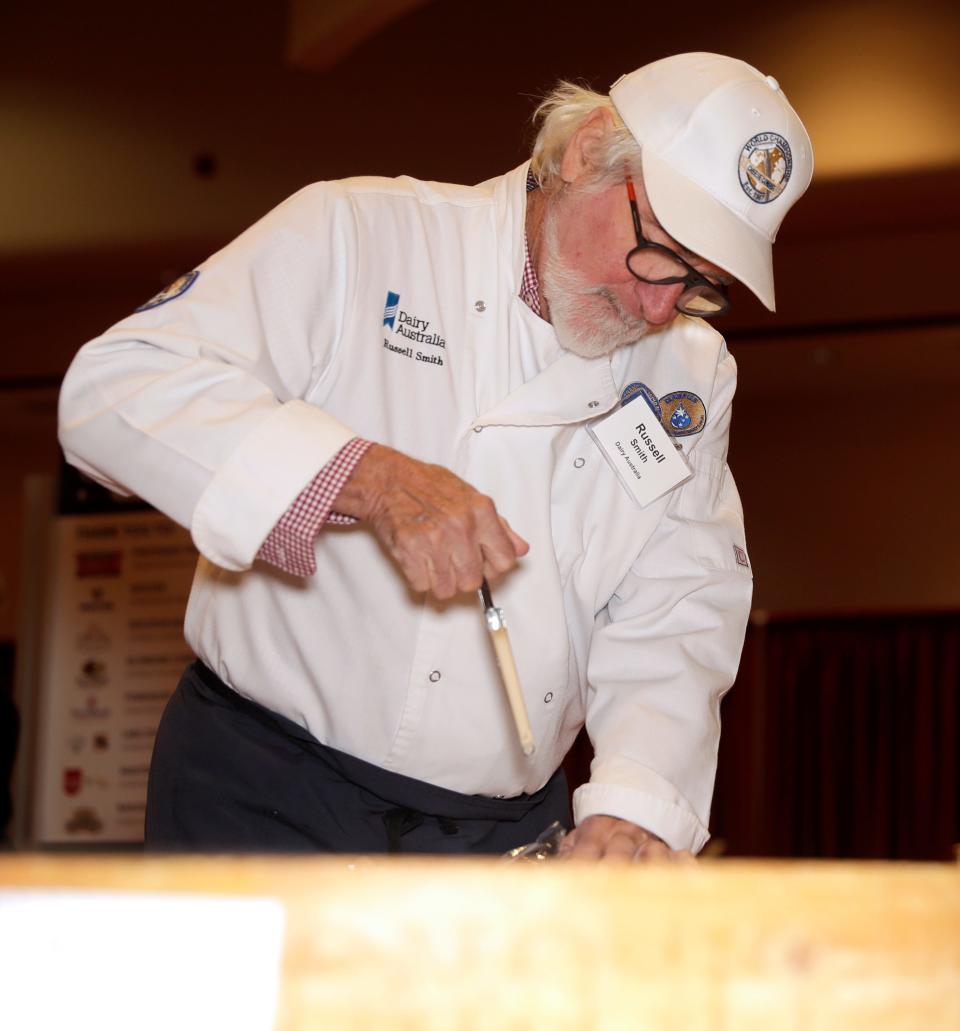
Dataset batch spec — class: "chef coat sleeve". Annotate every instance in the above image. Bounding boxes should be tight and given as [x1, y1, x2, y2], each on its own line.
[573, 347, 752, 854]
[58, 183, 360, 571]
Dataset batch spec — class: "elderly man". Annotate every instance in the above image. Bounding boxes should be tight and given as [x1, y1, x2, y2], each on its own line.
[59, 53, 812, 860]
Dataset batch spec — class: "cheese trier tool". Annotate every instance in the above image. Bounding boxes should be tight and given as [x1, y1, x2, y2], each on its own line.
[478, 578, 535, 757]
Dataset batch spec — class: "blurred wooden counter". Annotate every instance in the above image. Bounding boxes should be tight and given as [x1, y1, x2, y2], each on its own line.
[1, 855, 957, 1029]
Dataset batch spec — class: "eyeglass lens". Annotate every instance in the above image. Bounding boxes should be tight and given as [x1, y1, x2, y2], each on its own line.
[628, 248, 727, 315]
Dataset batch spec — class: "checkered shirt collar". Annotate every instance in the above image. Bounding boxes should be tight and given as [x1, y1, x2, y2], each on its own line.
[520, 169, 542, 317]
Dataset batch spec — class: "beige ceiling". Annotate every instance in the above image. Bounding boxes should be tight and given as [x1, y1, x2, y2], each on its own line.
[755, 1, 960, 178]
[286, 0, 434, 70]
[1, 0, 957, 256]
[284, 0, 960, 178]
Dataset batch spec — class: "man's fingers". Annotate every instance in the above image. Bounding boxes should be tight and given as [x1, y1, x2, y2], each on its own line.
[396, 545, 434, 596]
[560, 829, 603, 860]
[635, 842, 697, 865]
[499, 516, 530, 557]
[476, 515, 529, 584]
[448, 540, 486, 596]
[559, 814, 697, 864]
[558, 818, 621, 859]
[393, 523, 459, 599]
[429, 498, 527, 591]
[345, 445, 527, 600]
[601, 832, 641, 862]
[634, 839, 671, 863]
[392, 508, 511, 598]
[425, 552, 459, 602]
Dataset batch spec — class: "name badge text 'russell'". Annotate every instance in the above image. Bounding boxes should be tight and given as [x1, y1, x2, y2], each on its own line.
[587, 402, 691, 507]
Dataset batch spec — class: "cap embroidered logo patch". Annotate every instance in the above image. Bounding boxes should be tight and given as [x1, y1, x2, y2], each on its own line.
[739, 133, 792, 204]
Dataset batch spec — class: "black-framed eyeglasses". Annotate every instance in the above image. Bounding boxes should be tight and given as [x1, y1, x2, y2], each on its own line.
[625, 176, 730, 318]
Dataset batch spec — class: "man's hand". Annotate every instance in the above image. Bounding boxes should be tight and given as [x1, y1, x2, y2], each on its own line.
[559, 814, 696, 863]
[334, 444, 529, 601]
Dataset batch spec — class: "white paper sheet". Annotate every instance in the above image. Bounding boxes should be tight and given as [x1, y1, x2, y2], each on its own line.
[0, 890, 285, 1031]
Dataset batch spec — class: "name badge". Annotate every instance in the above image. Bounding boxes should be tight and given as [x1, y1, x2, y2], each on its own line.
[587, 403, 691, 507]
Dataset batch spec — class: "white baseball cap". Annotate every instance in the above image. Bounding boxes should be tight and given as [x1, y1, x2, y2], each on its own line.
[610, 53, 813, 312]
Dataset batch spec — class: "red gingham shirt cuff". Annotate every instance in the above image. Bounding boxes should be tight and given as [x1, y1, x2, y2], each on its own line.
[256, 437, 373, 577]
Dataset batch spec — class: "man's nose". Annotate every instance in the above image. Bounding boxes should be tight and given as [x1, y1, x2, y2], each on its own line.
[634, 281, 685, 326]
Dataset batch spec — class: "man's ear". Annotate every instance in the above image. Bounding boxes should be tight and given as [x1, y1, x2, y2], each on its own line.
[558, 107, 615, 185]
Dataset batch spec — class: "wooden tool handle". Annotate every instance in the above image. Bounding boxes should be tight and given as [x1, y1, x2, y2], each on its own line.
[490, 626, 535, 757]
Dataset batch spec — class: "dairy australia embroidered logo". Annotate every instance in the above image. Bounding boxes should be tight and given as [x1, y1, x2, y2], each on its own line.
[383, 291, 400, 329]
[381, 291, 446, 369]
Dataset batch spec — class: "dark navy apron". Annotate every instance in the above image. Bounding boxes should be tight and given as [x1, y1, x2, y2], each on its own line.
[145, 661, 570, 854]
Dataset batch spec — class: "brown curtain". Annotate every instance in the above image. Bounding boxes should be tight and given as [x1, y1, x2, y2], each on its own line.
[712, 613, 959, 860]
[564, 613, 960, 860]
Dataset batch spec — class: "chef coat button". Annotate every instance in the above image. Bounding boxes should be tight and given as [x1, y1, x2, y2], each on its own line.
[543, 692, 554, 703]
[587, 400, 600, 408]
[429, 670, 441, 683]
[473, 425, 483, 433]
[573, 457, 585, 469]
[765, 74, 780, 91]
[474, 300, 486, 312]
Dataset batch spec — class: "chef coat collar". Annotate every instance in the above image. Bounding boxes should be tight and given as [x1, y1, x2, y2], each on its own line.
[468, 163, 619, 429]
[471, 346, 618, 429]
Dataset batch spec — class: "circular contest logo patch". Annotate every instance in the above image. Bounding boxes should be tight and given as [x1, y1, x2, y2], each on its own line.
[135, 269, 199, 312]
[738, 132, 792, 204]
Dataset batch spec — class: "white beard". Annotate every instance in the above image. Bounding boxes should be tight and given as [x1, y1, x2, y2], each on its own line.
[538, 202, 648, 359]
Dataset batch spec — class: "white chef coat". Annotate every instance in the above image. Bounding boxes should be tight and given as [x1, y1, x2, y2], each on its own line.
[58, 162, 752, 853]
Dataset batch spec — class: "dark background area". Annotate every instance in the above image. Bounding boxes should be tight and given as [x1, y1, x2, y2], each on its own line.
[1, 0, 958, 857]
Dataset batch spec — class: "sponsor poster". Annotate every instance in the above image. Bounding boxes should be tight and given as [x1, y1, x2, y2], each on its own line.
[31, 510, 197, 844]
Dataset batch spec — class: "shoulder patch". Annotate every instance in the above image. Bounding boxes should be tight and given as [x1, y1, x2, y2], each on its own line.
[619, 381, 662, 421]
[659, 390, 706, 437]
[135, 270, 199, 312]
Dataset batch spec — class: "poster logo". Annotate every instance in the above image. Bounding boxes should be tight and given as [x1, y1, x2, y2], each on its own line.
[63, 767, 83, 796]
[75, 550, 123, 578]
[65, 807, 103, 834]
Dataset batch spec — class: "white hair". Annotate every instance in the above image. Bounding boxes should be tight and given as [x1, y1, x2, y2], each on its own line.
[530, 81, 643, 194]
